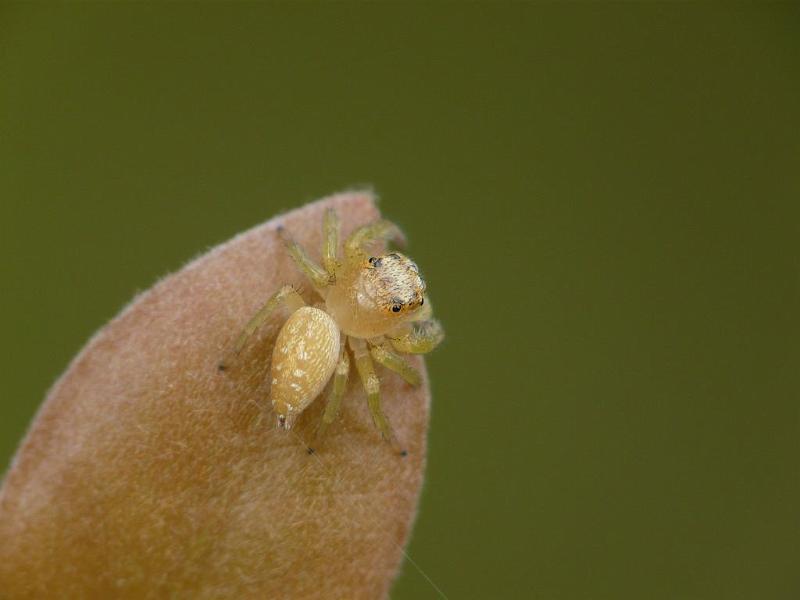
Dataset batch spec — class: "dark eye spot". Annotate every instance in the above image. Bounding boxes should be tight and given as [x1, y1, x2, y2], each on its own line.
[420, 297, 424, 306]
[391, 304, 402, 313]
[368, 257, 382, 267]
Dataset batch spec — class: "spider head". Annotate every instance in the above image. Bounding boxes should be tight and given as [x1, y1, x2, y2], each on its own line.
[363, 252, 426, 317]
[326, 251, 428, 338]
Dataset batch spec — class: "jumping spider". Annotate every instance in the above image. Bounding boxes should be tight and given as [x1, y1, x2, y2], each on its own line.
[219, 208, 444, 455]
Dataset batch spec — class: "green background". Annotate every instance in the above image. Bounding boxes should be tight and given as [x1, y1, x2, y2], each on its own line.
[2, 4, 798, 599]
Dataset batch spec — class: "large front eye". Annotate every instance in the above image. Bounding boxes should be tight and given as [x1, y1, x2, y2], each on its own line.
[391, 304, 402, 313]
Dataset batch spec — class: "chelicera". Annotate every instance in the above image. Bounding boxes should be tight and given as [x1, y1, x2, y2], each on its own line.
[219, 208, 444, 455]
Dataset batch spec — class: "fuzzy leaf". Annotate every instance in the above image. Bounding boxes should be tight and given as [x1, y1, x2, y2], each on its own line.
[0, 191, 430, 599]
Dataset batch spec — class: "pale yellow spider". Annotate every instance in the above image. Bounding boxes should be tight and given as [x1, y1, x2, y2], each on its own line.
[219, 209, 444, 455]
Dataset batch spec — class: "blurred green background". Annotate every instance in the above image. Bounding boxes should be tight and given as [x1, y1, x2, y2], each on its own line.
[2, 3, 799, 599]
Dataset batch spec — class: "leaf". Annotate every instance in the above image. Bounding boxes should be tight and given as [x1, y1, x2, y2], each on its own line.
[0, 191, 430, 599]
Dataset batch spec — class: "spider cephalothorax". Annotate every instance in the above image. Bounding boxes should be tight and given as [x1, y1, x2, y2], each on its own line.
[219, 208, 444, 455]
[326, 250, 427, 339]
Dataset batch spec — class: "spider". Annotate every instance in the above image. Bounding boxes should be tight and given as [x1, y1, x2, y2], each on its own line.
[219, 208, 444, 455]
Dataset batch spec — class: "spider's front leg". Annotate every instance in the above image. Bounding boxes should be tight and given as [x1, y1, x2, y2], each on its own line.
[218, 284, 305, 370]
[322, 208, 340, 276]
[344, 218, 406, 262]
[349, 336, 406, 456]
[369, 339, 421, 386]
[388, 319, 445, 355]
[278, 208, 343, 291]
[278, 226, 331, 290]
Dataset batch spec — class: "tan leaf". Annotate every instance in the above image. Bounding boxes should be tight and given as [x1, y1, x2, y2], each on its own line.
[0, 191, 430, 599]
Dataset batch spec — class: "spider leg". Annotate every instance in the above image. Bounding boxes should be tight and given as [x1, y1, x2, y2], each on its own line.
[322, 208, 340, 278]
[278, 226, 331, 290]
[349, 337, 405, 456]
[369, 340, 421, 386]
[218, 285, 305, 370]
[387, 319, 445, 355]
[344, 219, 406, 261]
[308, 344, 350, 453]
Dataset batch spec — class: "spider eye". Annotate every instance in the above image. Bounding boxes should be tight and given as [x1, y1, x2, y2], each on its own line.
[420, 297, 424, 306]
[368, 256, 382, 267]
[391, 304, 402, 313]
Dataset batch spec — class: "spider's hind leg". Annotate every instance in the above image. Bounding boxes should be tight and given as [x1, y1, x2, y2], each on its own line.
[308, 345, 350, 454]
[218, 284, 305, 371]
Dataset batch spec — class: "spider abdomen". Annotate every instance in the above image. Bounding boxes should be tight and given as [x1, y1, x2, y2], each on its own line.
[270, 306, 340, 429]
